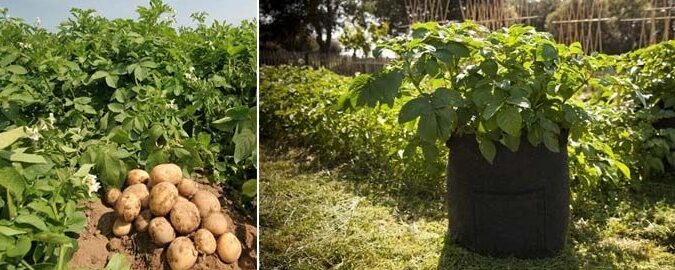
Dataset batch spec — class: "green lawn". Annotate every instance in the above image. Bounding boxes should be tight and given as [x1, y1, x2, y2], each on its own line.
[260, 147, 675, 270]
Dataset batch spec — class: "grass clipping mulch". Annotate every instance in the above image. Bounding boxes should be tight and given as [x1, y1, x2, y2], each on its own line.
[260, 148, 675, 270]
[68, 164, 257, 270]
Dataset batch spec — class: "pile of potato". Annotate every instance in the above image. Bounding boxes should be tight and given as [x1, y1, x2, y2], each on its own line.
[104, 163, 242, 270]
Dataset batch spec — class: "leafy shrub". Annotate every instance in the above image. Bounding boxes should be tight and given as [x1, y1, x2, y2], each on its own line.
[261, 65, 446, 199]
[0, 1, 256, 267]
[617, 41, 675, 178]
[261, 63, 638, 204]
[342, 22, 591, 164]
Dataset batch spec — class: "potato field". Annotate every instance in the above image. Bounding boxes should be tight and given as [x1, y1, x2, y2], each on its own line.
[0, 1, 257, 269]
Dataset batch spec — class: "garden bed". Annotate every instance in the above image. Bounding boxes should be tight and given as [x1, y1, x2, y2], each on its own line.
[260, 146, 675, 269]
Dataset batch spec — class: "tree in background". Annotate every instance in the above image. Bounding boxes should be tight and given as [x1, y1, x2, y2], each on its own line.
[260, 0, 315, 51]
[261, 0, 356, 53]
[339, 21, 389, 57]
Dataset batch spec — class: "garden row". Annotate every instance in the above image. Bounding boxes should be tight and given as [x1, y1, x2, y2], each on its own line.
[0, 1, 256, 268]
[261, 22, 675, 202]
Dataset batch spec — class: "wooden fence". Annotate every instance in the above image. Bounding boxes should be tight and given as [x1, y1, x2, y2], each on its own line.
[260, 50, 390, 75]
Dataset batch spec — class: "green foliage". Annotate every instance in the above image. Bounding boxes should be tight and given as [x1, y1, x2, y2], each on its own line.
[618, 41, 675, 178]
[0, 128, 91, 269]
[344, 22, 591, 164]
[105, 253, 132, 270]
[261, 66, 445, 200]
[0, 1, 256, 267]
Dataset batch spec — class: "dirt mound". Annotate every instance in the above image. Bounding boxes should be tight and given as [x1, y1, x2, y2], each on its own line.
[68, 183, 257, 270]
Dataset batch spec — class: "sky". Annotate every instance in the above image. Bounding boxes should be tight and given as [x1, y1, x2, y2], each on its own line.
[0, 0, 257, 31]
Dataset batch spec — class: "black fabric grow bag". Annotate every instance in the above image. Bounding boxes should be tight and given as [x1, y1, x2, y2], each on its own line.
[446, 133, 569, 258]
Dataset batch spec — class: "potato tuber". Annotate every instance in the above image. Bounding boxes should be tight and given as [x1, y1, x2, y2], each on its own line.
[177, 178, 198, 198]
[123, 183, 149, 209]
[115, 192, 141, 222]
[166, 237, 198, 270]
[126, 169, 150, 186]
[105, 188, 121, 206]
[201, 212, 230, 236]
[148, 217, 175, 245]
[169, 200, 201, 234]
[134, 209, 152, 232]
[191, 190, 221, 218]
[149, 182, 178, 216]
[112, 218, 132, 236]
[216, 232, 242, 264]
[194, 229, 216, 255]
[150, 163, 182, 186]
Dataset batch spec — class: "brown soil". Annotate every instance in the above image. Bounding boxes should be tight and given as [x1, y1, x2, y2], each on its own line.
[68, 182, 257, 270]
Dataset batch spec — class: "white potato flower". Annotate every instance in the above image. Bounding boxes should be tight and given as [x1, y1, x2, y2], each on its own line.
[84, 174, 101, 197]
[166, 99, 178, 110]
[48, 113, 56, 126]
[25, 127, 40, 141]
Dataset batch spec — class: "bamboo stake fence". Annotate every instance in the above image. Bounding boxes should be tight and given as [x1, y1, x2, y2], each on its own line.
[260, 50, 391, 75]
[264, 1, 674, 72]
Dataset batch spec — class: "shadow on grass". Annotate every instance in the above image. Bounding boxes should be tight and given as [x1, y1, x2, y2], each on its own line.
[261, 142, 449, 221]
[262, 143, 675, 269]
[437, 183, 675, 269]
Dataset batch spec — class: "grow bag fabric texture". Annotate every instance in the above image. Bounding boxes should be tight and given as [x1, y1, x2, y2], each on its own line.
[446, 134, 569, 258]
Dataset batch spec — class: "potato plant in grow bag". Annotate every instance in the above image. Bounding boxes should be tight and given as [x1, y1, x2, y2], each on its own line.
[342, 21, 591, 164]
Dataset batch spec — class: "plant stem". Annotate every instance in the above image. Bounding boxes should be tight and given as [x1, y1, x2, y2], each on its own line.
[21, 260, 35, 270]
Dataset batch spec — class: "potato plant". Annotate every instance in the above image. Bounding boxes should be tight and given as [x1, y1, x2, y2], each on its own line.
[343, 22, 592, 163]
[0, 0, 255, 268]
